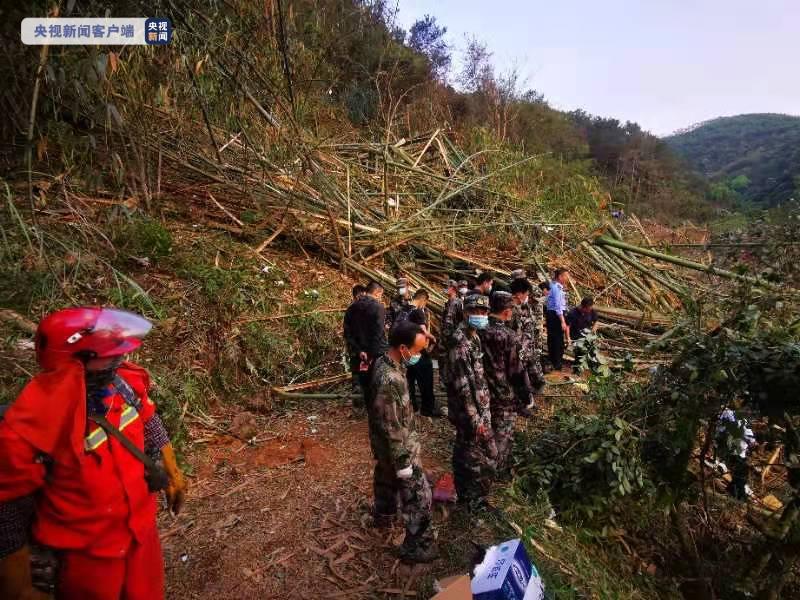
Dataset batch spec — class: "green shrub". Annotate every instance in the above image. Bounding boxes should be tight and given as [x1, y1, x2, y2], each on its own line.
[111, 215, 172, 261]
[239, 322, 296, 384]
[149, 369, 210, 454]
[514, 395, 649, 522]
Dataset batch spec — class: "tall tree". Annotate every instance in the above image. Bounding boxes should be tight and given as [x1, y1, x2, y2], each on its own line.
[407, 15, 451, 80]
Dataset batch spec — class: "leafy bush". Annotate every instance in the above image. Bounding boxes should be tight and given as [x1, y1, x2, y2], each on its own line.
[239, 323, 296, 384]
[287, 289, 342, 372]
[514, 404, 649, 521]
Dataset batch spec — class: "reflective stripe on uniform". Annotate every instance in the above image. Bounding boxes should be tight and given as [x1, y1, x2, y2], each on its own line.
[84, 405, 140, 452]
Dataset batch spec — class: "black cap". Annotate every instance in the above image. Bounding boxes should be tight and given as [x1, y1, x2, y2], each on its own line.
[464, 294, 490, 310]
[490, 291, 514, 313]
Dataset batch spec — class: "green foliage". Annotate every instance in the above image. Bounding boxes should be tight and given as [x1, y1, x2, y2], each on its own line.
[569, 112, 712, 220]
[110, 215, 172, 261]
[176, 258, 279, 316]
[407, 15, 450, 79]
[239, 323, 297, 383]
[667, 113, 800, 207]
[514, 382, 650, 522]
[729, 174, 750, 191]
[574, 331, 611, 376]
[102, 268, 164, 319]
[287, 288, 342, 370]
[149, 369, 210, 453]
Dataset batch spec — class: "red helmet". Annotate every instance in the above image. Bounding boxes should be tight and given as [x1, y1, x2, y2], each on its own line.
[35, 307, 152, 371]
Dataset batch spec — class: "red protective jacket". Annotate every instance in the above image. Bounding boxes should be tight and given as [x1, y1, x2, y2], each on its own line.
[0, 361, 158, 558]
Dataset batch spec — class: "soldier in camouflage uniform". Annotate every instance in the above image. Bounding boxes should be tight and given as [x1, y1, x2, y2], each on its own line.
[478, 291, 532, 473]
[367, 321, 437, 563]
[437, 280, 463, 389]
[509, 275, 546, 416]
[386, 277, 412, 329]
[446, 294, 496, 508]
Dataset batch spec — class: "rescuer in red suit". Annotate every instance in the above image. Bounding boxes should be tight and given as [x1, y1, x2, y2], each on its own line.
[0, 307, 187, 600]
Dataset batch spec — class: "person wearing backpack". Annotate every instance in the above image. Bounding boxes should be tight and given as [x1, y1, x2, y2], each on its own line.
[386, 277, 412, 329]
[0, 307, 187, 600]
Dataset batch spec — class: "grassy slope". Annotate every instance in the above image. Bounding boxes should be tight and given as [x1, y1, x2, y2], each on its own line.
[0, 203, 352, 449]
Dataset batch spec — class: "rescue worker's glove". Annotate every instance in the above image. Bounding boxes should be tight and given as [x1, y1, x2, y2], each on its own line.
[476, 423, 492, 442]
[396, 465, 414, 480]
[161, 443, 188, 515]
[0, 546, 50, 600]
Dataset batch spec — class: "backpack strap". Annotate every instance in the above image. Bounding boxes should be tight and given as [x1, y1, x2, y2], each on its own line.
[87, 414, 169, 492]
[112, 375, 142, 411]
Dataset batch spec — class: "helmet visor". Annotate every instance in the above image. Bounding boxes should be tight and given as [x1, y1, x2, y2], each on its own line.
[90, 308, 153, 356]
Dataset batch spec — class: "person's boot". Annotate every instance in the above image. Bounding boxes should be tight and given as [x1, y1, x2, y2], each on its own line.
[399, 542, 439, 564]
[372, 512, 395, 528]
[457, 495, 492, 514]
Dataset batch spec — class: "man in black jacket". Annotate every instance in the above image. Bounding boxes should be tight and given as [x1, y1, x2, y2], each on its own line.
[343, 281, 388, 407]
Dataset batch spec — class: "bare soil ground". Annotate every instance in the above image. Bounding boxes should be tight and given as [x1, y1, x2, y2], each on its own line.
[161, 394, 500, 599]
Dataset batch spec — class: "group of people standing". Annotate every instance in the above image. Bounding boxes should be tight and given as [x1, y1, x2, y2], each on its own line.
[342, 268, 575, 564]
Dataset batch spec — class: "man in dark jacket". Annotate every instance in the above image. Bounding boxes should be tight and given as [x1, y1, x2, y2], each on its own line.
[406, 290, 439, 417]
[343, 281, 388, 407]
[437, 280, 463, 392]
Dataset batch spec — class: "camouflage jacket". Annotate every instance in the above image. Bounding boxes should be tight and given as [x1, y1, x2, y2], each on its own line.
[367, 354, 420, 470]
[530, 290, 544, 341]
[446, 323, 492, 436]
[478, 317, 531, 409]
[438, 296, 463, 350]
[386, 295, 412, 328]
[510, 299, 540, 364]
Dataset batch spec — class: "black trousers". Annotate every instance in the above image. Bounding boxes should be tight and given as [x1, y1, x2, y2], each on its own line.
[351, 355, 375, 408]
[546, 310, 565, 369]
[406, 352, 435, 414]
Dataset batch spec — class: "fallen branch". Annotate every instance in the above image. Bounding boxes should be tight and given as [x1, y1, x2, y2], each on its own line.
[0, 309, 37, 334]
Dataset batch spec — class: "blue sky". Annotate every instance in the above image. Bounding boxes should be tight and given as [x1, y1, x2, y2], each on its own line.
[394, 0, 800, 136]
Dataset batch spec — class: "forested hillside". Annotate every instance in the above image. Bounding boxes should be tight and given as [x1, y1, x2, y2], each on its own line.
[1, 0, 711, 222]
[666, 113, 800, 207]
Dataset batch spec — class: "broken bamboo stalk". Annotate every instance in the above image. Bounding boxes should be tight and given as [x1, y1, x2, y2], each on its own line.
[594, 236, 792, 294]
[602, 244, 688, 298]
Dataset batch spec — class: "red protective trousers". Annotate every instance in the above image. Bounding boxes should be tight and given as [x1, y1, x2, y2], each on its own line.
[57, 526, 164, 600]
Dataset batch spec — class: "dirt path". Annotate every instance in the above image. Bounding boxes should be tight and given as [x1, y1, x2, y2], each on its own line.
[161, 397, 489, 599]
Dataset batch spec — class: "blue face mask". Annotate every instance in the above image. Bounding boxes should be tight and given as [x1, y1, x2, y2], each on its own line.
[468, 315, 489, 329]
[400, 347, 421, 366]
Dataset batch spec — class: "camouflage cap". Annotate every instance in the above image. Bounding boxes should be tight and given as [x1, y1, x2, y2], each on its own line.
[510, 269, 527, 280]
[490, 290, 514, 313]
[463, 294, 490, 310]
[447, 279, 459, 289]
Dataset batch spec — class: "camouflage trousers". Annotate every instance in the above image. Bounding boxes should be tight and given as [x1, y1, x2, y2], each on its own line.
[526, 348, 546, 391]
[373, 460, 433, 552]
[438, 357, 448, 388]
[452, 431, 496, 506]
[491, 405, 517, 472]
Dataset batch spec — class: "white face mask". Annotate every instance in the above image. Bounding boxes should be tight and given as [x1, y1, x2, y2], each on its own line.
[458, 287, 468, 295]
[398, 287, 407, 296]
